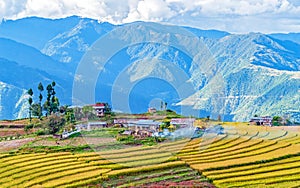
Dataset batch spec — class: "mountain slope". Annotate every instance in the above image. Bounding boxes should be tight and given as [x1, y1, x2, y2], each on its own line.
[0, 16, 82, 50]
[0, 37, 71, 79]
[181, 33, 300, 121]
[0, 17, 300, 122]
[269, 33, 300, 45]
[0, 58, 71, 119]
[42, 20, 114, 66]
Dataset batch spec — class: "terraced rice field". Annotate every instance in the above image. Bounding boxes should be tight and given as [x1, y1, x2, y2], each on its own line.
[0, 142, 208, 187]
[1, 124, 300, 187]
[178, 125, 300, 188]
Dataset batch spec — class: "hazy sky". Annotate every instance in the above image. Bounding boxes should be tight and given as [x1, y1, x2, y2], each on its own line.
[1, 0, 300, 33]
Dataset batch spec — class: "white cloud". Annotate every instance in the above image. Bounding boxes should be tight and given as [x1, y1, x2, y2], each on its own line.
[125, 0, 175, 22]
[0, 0, 299, 33]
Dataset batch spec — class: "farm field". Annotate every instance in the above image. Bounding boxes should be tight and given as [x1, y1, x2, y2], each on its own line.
[178, 124, 300, 188]
[1, 123, 300, 187]
[0, 145, 210, 187]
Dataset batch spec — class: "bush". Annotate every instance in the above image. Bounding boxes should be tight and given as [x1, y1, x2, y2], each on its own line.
[35, 129, 47, 135]
[44, 114, 66, 134]
[116, 135, 141, 145]
[24, 124, 34, 132]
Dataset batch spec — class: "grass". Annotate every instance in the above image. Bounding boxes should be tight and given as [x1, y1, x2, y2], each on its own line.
[81, 128, 124, 138]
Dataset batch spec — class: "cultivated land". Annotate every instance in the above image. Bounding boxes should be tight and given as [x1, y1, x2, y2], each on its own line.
[1, 123, 300, 187]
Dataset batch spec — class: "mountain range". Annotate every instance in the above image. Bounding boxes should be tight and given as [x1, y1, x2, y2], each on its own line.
[0, 16, 300, 121]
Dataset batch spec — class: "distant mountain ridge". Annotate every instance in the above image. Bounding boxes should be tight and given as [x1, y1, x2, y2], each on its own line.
[0, 16, 300, 121]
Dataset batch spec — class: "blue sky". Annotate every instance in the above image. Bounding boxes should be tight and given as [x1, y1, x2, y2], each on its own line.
[0, 0, 300, 33]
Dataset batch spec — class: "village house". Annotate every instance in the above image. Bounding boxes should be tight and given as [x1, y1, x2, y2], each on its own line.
[170, 118, 196, 128]
[115, 119, 161, 137]
[114, 118, 135, 127]
[87, 121, 107, 130]
[249, 116, 272, 126]
[127, 119, 161, 131]
[91, 102, 111, 117]
[75, 123, 88, 131]
[148, 107, 157, 113]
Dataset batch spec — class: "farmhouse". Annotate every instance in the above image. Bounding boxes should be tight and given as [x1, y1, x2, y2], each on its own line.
[87, 121, 107, 130]
[75, 123, 88, 131]
[91, 102, 111, 117]
[249, 116, 272, 126]
[170, 118, 196, 128]
[127, 119, 161, 131]
[114, 118, 136, 127]
[114, 119, 161, 137]
[148, 107, 157, 113]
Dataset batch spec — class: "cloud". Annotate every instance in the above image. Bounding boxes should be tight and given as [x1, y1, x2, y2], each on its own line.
[125, 0, 175, 22]
[0, 0, 299, 33]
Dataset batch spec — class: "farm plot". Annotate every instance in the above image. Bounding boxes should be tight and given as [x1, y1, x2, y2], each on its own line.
[177, 124, 300, 188]
[2, 123, 300, 187]
[0, 143, 211, 187]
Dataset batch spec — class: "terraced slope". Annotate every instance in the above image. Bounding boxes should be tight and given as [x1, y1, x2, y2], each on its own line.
[177, 125, 300, 188]
[0, 139, 210, 187]
[1, 124, 300, 187]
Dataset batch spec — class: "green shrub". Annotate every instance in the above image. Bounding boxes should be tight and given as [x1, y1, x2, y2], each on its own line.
[35, 129, 47, 136]
[116, 135, 141, 145]
[24, 124, 34, 132]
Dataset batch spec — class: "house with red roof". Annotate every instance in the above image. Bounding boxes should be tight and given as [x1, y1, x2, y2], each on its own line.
[91, 102, 111, 117]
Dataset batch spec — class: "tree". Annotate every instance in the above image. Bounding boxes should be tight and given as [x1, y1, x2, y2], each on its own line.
[43, 81, 59, 116]
[28, 88, 33, 96]
[217, 114, 222, 121]
[82, 105, 96, 120]
[60, 105, 75, 123]
[44, 84, 52, 116]
[45, 114, 66, 134]
[32, 103, 42, 117]
[73, 107, 84, 121]
[160, 101, 167, 111]
[65, 110, 75, 124]
[272, 116, 282, 126]
[37, 82, 44, 119]
[27, 88, 33, 122]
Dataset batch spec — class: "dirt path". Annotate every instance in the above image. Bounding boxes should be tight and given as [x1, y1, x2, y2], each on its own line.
[0, 138, 35, 152]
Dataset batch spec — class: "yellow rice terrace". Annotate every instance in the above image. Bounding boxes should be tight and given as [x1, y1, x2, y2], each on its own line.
[1, 123, 300, 187]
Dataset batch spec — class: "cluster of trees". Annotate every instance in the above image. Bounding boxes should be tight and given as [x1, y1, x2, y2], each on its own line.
[27, 82, 114, 135]
[27, 81, 59, 121]
[27, 81, 67, 134]
[160, 101, 168, 111]
[253, 114, 292, 126]
[272, 116, 292, 126]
